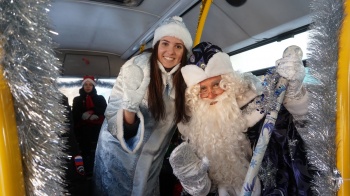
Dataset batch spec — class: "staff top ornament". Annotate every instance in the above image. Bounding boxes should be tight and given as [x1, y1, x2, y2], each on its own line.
[282, 45, 303, 59]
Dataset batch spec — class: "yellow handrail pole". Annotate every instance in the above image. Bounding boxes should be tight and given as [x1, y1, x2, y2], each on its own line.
[0, 61, 25, 194]
[336, 0, 350, 195]
[194, 0, 213, 46]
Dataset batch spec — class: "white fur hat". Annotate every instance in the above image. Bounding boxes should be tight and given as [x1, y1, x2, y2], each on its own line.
[82, 75, 96, 86]
[181, 42, 234, 87]
[152, 16, 193, 52]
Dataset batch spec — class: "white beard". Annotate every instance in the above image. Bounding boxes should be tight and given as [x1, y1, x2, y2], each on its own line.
[184, 92, 252, 190]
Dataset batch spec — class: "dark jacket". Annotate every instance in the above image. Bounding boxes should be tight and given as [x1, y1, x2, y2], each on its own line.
[72, 87, 107, 178]
[72, 87, 107, 127]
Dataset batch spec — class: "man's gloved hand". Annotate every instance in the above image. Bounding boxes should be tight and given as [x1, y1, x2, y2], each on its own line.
[243, 72, 263, 95]
[82, 111, 93, 120]
[276, 45, 306, 99]
[122, 55, 151, 113]
[89, 114, 99, 120]
[169, 142, 211, 196]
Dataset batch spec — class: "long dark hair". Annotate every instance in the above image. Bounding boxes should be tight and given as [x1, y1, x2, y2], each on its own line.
[147, 41, 190, 123]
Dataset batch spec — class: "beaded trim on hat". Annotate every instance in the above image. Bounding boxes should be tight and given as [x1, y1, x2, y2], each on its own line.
[188, 42, 223, 70]
[159, 16, 187, 28]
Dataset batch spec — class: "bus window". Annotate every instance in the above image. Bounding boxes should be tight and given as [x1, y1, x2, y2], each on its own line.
[230, 31, 310, 73]
[58, 78, 115, 106]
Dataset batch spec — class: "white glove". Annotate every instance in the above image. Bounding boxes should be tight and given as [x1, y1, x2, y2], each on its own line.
[243, 72, 263, 95]
[122, 55, 151, 113]
[89, 114, 99, 120]
[169, 142, 211, 196]
[81, 111, 92, 120]
[276, 45, 306, 99]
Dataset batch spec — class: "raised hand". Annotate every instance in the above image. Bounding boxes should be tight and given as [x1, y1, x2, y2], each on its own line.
[276, 45, 306, 99]
[121, 55, 151, 113]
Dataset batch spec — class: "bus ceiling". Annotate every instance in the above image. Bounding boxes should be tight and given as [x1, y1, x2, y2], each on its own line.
[50, 0, 312, 77]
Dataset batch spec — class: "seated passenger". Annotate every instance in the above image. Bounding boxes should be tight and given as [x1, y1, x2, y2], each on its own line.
[72, 75, 107, 177]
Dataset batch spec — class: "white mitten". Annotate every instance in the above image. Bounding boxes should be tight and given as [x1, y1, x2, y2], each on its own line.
[169, 142, 211, 196]
[276, 45, 306, 100]
[122, 55, 151, 113]
[89, 114, 99, 120]
[243, 72, 263, 95]
[81, 111, 92, 120]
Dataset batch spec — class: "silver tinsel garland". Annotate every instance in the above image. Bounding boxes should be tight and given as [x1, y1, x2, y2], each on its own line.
[0, 0, 68, 195]
[301, 0, 344, 195]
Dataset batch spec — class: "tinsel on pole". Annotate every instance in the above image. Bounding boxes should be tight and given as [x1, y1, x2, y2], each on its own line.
[0, 40, 25, 196]
[301, 0, 344, 195]
[0, 0, 68, 195]
[336, 0, 350, 195]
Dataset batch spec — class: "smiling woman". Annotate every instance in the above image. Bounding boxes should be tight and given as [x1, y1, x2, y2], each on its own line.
[92, 16, 192, 195]
[157, 37, 186, 69]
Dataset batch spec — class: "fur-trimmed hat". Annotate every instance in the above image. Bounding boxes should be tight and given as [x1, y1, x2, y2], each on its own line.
[181, 42, 234, 87]
[82, 75, 96, 86]
[152, 16, 193, 52]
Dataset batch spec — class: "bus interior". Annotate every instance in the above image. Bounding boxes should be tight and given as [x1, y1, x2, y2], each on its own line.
[1, 0, 349, 195]
[52, 0, 312, 104]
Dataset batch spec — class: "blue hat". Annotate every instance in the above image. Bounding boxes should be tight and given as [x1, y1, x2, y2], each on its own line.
[181, 42, 234, 87]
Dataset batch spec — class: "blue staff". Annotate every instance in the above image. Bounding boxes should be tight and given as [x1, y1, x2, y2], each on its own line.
[240, 77, 288, 196]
